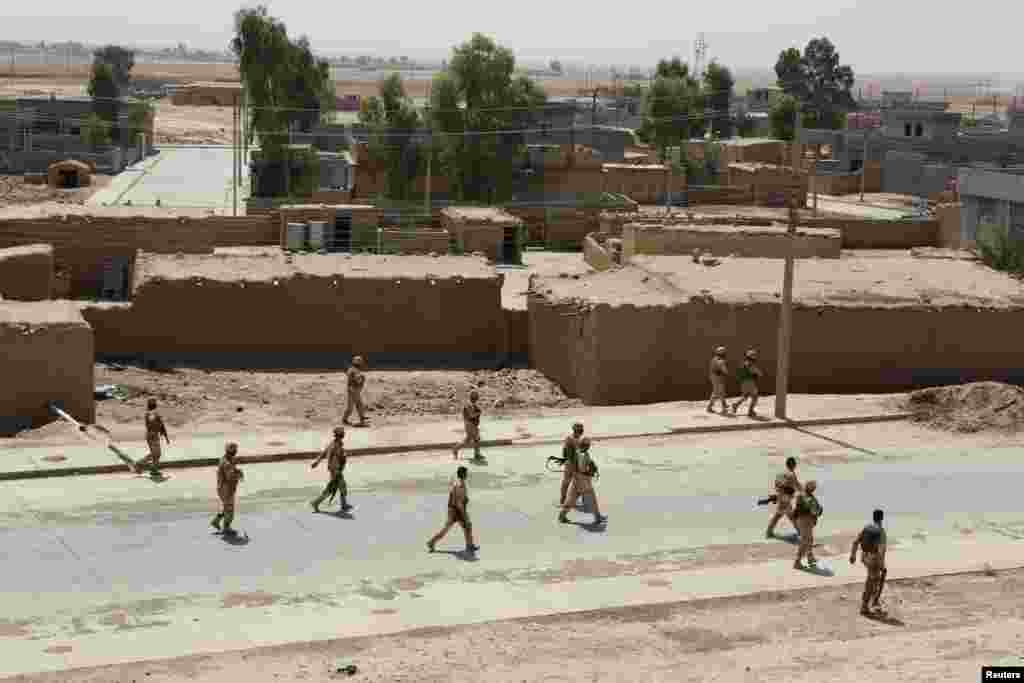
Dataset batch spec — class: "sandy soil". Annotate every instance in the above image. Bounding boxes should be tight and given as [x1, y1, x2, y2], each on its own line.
[907, 382, 1024, 433]
[16, 566, 1024, 682]
[0, 174, 111, 211]
[9, 364, 582, 445]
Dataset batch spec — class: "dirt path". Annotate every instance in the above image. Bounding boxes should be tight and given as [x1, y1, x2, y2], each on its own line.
[15, 567, 1023, 682]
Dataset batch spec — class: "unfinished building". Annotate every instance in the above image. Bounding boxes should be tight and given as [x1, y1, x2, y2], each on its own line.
[529, 255, 1024, 404]
[441, 207, 524, 263]
[0, 300, 95, 434]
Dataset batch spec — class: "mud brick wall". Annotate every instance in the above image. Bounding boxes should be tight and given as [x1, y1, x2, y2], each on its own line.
[0, 244, 54, 300]
[0, 215, 278, 298]
[936, 204, 964, 248]
[602, 165, 686, 203]
[686, 186, 756, 205]
[81, 267, 506, 362]
[278, 205, 381, 251]
[800, 217, 939, 249]
[527, 295, 1024, 405]
[621, 224, 842, 260]
[0, 301, 94, 434]
[379, 229, 450, 254]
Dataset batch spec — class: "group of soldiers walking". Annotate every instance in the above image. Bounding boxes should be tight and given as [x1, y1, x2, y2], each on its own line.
[764, 456, 889, 617]
[138, 355, 888, 617]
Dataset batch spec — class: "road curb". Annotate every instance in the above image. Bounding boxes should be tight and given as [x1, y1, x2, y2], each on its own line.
[0, 413, 910, 482]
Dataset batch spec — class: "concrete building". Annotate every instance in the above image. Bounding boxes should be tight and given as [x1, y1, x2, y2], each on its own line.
[957, 165, 1024, 245]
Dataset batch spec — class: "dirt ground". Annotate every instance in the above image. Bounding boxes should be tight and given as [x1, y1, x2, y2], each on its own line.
[15, 566, 1024, 683]
[907, 381, 1024, 433]
[9, 364, 583, 445]
[0, 174, 110, 211]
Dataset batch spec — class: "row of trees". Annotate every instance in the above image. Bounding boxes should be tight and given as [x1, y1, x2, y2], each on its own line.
[359, 33, 548, 203]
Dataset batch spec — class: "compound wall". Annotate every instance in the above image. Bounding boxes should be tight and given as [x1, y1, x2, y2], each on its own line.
[799, 216, 939, 249]
[0, 244, 53, 300]
[528, 294, 1024, 405]
[0, 301, 94, 434]
[0, 215, 278, 298]
[621, 224, 841, 260]
[80, 263, 507, 366]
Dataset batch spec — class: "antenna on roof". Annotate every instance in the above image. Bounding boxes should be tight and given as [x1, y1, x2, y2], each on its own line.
[693, 33, 707, 78]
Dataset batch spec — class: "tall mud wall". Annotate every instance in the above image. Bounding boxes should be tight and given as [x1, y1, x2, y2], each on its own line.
[529, 296, 1024, 404]
[0, 302, 94, 433]
[0, 216, 278, 298]
[621, 225, 841, 259]
[80, 274, 506, 365]
[0, 244, 54, 300]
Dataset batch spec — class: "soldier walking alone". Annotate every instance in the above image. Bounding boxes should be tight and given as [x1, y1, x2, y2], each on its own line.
[211, 443, 244, 536]
[707, 346, 729, 414]
[850, 508, 888, 616]
[342, 356, 368, 427]
[427, 466, 479, 555]
[559, 422, 585, 507]
[453, 390, 484, 462]
[792, 480, 823, 570]
[731, 349, 763, 417]
[558, 437, 607, 526]
[311, 427, 353, 513]
[134, 398, 170, 476]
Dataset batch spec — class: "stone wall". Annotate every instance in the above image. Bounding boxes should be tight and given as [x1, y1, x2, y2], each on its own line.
[527, 293, 1024, 405]
[0, 244, 54, 300]
[621, 223, 842, 260]
[0, 301, 94, 434]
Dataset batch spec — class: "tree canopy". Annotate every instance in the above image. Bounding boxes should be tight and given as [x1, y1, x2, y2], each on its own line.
[359, 73, 423, 200]
[774, 37, 855, 129]
[703, 60, 735, 138]
[92, 45, 135, 90]
[638, 58, 700, 157]
[231, 5, 334, 151]
[87, 61, 120, 127]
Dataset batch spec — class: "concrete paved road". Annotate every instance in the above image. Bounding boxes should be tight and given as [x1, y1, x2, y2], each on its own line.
[809, 195, 910, 220]
[87, 145, 247, 209]
[1, 427, 1023, 676]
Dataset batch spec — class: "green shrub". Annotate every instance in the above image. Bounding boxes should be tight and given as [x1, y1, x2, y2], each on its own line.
[976, 221, 1024, 275]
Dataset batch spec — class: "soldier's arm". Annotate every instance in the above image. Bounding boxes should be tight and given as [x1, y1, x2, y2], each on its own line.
[849, 531, 862, 562]
[879, 530, 887, 564]
[311, 446, 328, 468]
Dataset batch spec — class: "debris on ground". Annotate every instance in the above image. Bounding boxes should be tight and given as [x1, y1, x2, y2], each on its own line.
[906, 381, 1024, 433]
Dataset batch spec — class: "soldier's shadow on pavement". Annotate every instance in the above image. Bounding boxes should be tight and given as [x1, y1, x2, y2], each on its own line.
[214, 531, 251, 546]
[775, 532, 801, 545]
[435, 549, 479, 562]
[864, 611, 905, 626]
[566, 520, 607, 533]
[796, 564, 835, 577]
[321, 510, 355, 520]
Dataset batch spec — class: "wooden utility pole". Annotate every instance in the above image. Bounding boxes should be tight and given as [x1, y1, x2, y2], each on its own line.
[859, 129, 869, 202]
[232, 95, 238, 216]
[424, 79, 432, 219]
[812, 144, 819, 216]
[776, 104, 801, 420]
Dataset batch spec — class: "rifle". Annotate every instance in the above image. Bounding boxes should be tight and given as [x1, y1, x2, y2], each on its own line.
[546, 455, 567, 472]
[757, 494, 778, 506]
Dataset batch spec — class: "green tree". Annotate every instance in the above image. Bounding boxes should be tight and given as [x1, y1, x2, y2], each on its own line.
[703, 60, 735, 138]
[87, 61, 121, 134]
[432, 33, 547, 202]
[80, 113, 112, 149]
[126, 100, 154, 146]
[638, 59, 700, 160]
[774, 37, 855, 129]
[92, 45, 135, 90]
[360, 73, 422, 200]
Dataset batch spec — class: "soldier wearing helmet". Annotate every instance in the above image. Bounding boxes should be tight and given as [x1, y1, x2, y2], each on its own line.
[707, 346, 730, 414]
[453, 390, 484, 462]
[731, 348, 764, 417]
[559, 422, 585, 507]
[343, 355, 368, 427]
[559, 436, 606, 526]
[211, 442, 244, 536]
[311, 426, 352, 513]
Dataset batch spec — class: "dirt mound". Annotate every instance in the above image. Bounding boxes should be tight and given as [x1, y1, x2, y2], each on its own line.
[907, 382, 1024, 432]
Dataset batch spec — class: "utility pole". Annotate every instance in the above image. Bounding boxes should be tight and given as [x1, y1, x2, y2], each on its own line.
[859, 129, 869, 202]
[776, 102, 801, 419]
[425, 79, 432, 219]
[812, 144, 819, 216]
[232, 95, 238, 216]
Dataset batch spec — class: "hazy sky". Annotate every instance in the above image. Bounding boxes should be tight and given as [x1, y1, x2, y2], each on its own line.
[3, 0, 1021, 77]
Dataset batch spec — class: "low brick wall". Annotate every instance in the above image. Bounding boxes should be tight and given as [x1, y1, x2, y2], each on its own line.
[0, 244, 54, 300]
[621, 223, 842, 260]
[800, 217, 939, 249]
[687, 186, 755, 205]
[379, 229, 450, 254]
